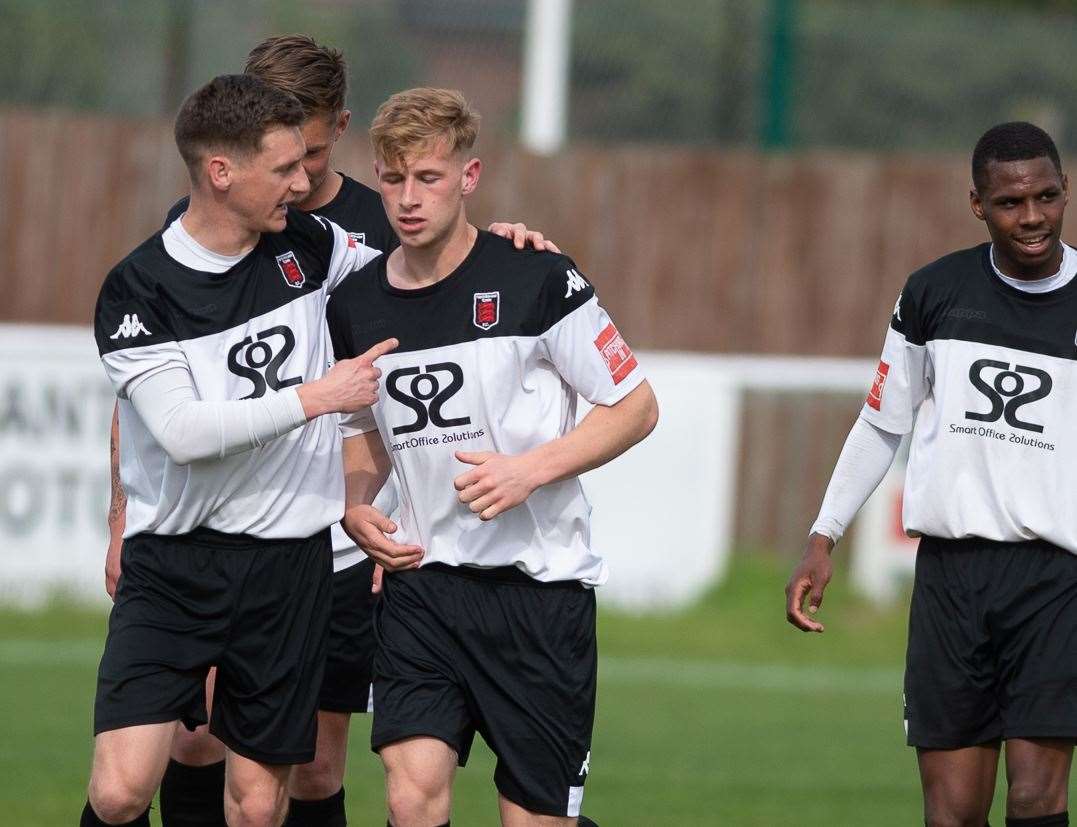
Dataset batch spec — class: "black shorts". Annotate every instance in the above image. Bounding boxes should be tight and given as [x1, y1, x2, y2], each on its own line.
[319, 558, 378, 713]
[904, 535, 1077, 749]
[94, 527, 332, 765]
[371, 563, 596, 818]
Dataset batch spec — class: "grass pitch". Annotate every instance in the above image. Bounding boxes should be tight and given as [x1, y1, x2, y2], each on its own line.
[0, 556, 1038, 825]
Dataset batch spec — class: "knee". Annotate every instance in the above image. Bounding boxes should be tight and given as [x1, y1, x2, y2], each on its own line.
[290, 752, 343, 801]
[88, 774, 153, 824]
[1007, 778, 1067, 818]
[224, 787, 288, 827]
[924, 793, 990, 827]
[386, 772, 450, 827]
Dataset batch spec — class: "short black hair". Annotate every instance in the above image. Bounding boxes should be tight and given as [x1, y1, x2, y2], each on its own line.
[174, 74, 305, 176]
[972, 121, 1063, 192]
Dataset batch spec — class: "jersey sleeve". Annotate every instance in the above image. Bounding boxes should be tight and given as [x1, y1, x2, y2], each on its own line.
[859, 279, 931, 435]
[94, 266, 187, 399]
[538, 259, 646, 406]
[318, 216, 382, 292]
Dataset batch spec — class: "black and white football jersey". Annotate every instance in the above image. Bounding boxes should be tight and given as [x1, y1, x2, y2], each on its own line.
[95, 208, 380, 539]
[161, 175, 397, 566]
[327, 231, 645, 585]
[865, 241, 1077, 548]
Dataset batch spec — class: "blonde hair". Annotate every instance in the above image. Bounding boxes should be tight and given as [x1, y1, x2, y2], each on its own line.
[245, 34, 347, 118]
[370, 87, 480, 168]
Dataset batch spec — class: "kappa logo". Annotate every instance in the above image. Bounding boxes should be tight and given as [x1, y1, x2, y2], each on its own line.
[594, 323, 637, 385]
[892, 292, 902, 323]
[473, 291, 500, 330]
[578, 751, 591, 777]
[565, 268, 589, 298]
[109, 313, 152, 340]
[867, 360, 890, 411]
[275, 251, 306, 288]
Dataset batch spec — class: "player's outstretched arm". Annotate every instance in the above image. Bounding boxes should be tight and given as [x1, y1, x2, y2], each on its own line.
[341, 430, 423, 576]
[127, 338, 397, 466]
[454, 380, 659, 521]
[105, 401, 125, 599]
[784, 416, 902, 633]
[487, 221, 561, 253]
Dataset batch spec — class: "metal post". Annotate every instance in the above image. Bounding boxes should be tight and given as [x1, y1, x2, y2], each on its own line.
[521, 0, 573, 155]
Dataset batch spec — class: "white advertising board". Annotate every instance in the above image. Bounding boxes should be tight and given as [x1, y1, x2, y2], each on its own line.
[0, 326, 738, 612]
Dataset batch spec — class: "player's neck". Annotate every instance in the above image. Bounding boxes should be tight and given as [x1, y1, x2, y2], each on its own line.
[296, 170, 343, 213]
[181, 197, 259, 257]
[389, 216, 477, 290]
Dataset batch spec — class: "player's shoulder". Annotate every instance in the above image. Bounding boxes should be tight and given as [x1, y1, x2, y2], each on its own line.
[340, 174, 382, 206]
[100, 233, 171, 299]
[478, 231, 584, 291]
[906, 243, 989, 296]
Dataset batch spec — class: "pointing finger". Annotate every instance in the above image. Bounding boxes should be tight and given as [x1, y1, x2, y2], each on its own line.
[358, 337, 398, 363]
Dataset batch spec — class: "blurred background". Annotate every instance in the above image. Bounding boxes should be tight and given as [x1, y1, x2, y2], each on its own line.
[2, 0, 1076, 823]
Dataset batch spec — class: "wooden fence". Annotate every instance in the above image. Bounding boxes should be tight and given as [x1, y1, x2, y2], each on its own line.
[0, 108, 993, 558]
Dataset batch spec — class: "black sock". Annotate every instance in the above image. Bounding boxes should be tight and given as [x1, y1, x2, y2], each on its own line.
[159, 759, 226, 826]
[1006, 813, 1068, 826]
[81, 801, 150, 826]
[285, 787, 346, 827]
[578, 818, 600, 826]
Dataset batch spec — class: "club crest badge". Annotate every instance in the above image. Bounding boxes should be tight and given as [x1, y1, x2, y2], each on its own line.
[473, 291, 500, 330]
[275, 251, 306, 289]
[346, 232, 366, 249]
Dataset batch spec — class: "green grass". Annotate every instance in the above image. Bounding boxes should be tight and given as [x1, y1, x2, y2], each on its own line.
[0, 557, 1049, 825]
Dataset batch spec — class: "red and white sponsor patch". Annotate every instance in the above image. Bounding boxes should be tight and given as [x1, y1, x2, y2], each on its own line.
[275, 251, 306, 288]
[867, 360, 890, 410]
[594, 323, 638, 385]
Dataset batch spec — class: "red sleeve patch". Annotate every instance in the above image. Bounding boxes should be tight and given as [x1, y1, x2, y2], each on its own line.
[867, 360, 890, 410]
[594, 323, 638, 385]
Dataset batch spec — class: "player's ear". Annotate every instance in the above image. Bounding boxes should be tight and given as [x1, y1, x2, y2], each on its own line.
[461, 157, 481, 196]
[206, 155, 232, 193]
[969, 185, 985, 221]
[336, 110, 351, 139]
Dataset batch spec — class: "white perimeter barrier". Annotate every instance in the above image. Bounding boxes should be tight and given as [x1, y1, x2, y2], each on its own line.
[0, 323, 907, 611]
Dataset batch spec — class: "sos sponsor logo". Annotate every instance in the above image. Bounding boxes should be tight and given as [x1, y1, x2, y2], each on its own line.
[386, 362, 471, 435]
[964, 359, 1052, 433]
[227, 325, 303, 399]
[385, 362, 484, 450]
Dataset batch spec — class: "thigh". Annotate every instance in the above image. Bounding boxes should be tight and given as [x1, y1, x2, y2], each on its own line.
[460, 580, 597, 820]
[371, 570, 476, 764]
[499, 795, 578, 827]
[380, 736, 458, 802]
[319, 559, 378, 714]
[289, 710, 352, 800]
[95, 537, 227, 735]
[905, 539, 1000, 749]
[213, 530, 333, 766]
[918, 743, 1001, 826]
[91, 721, 179, 804]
